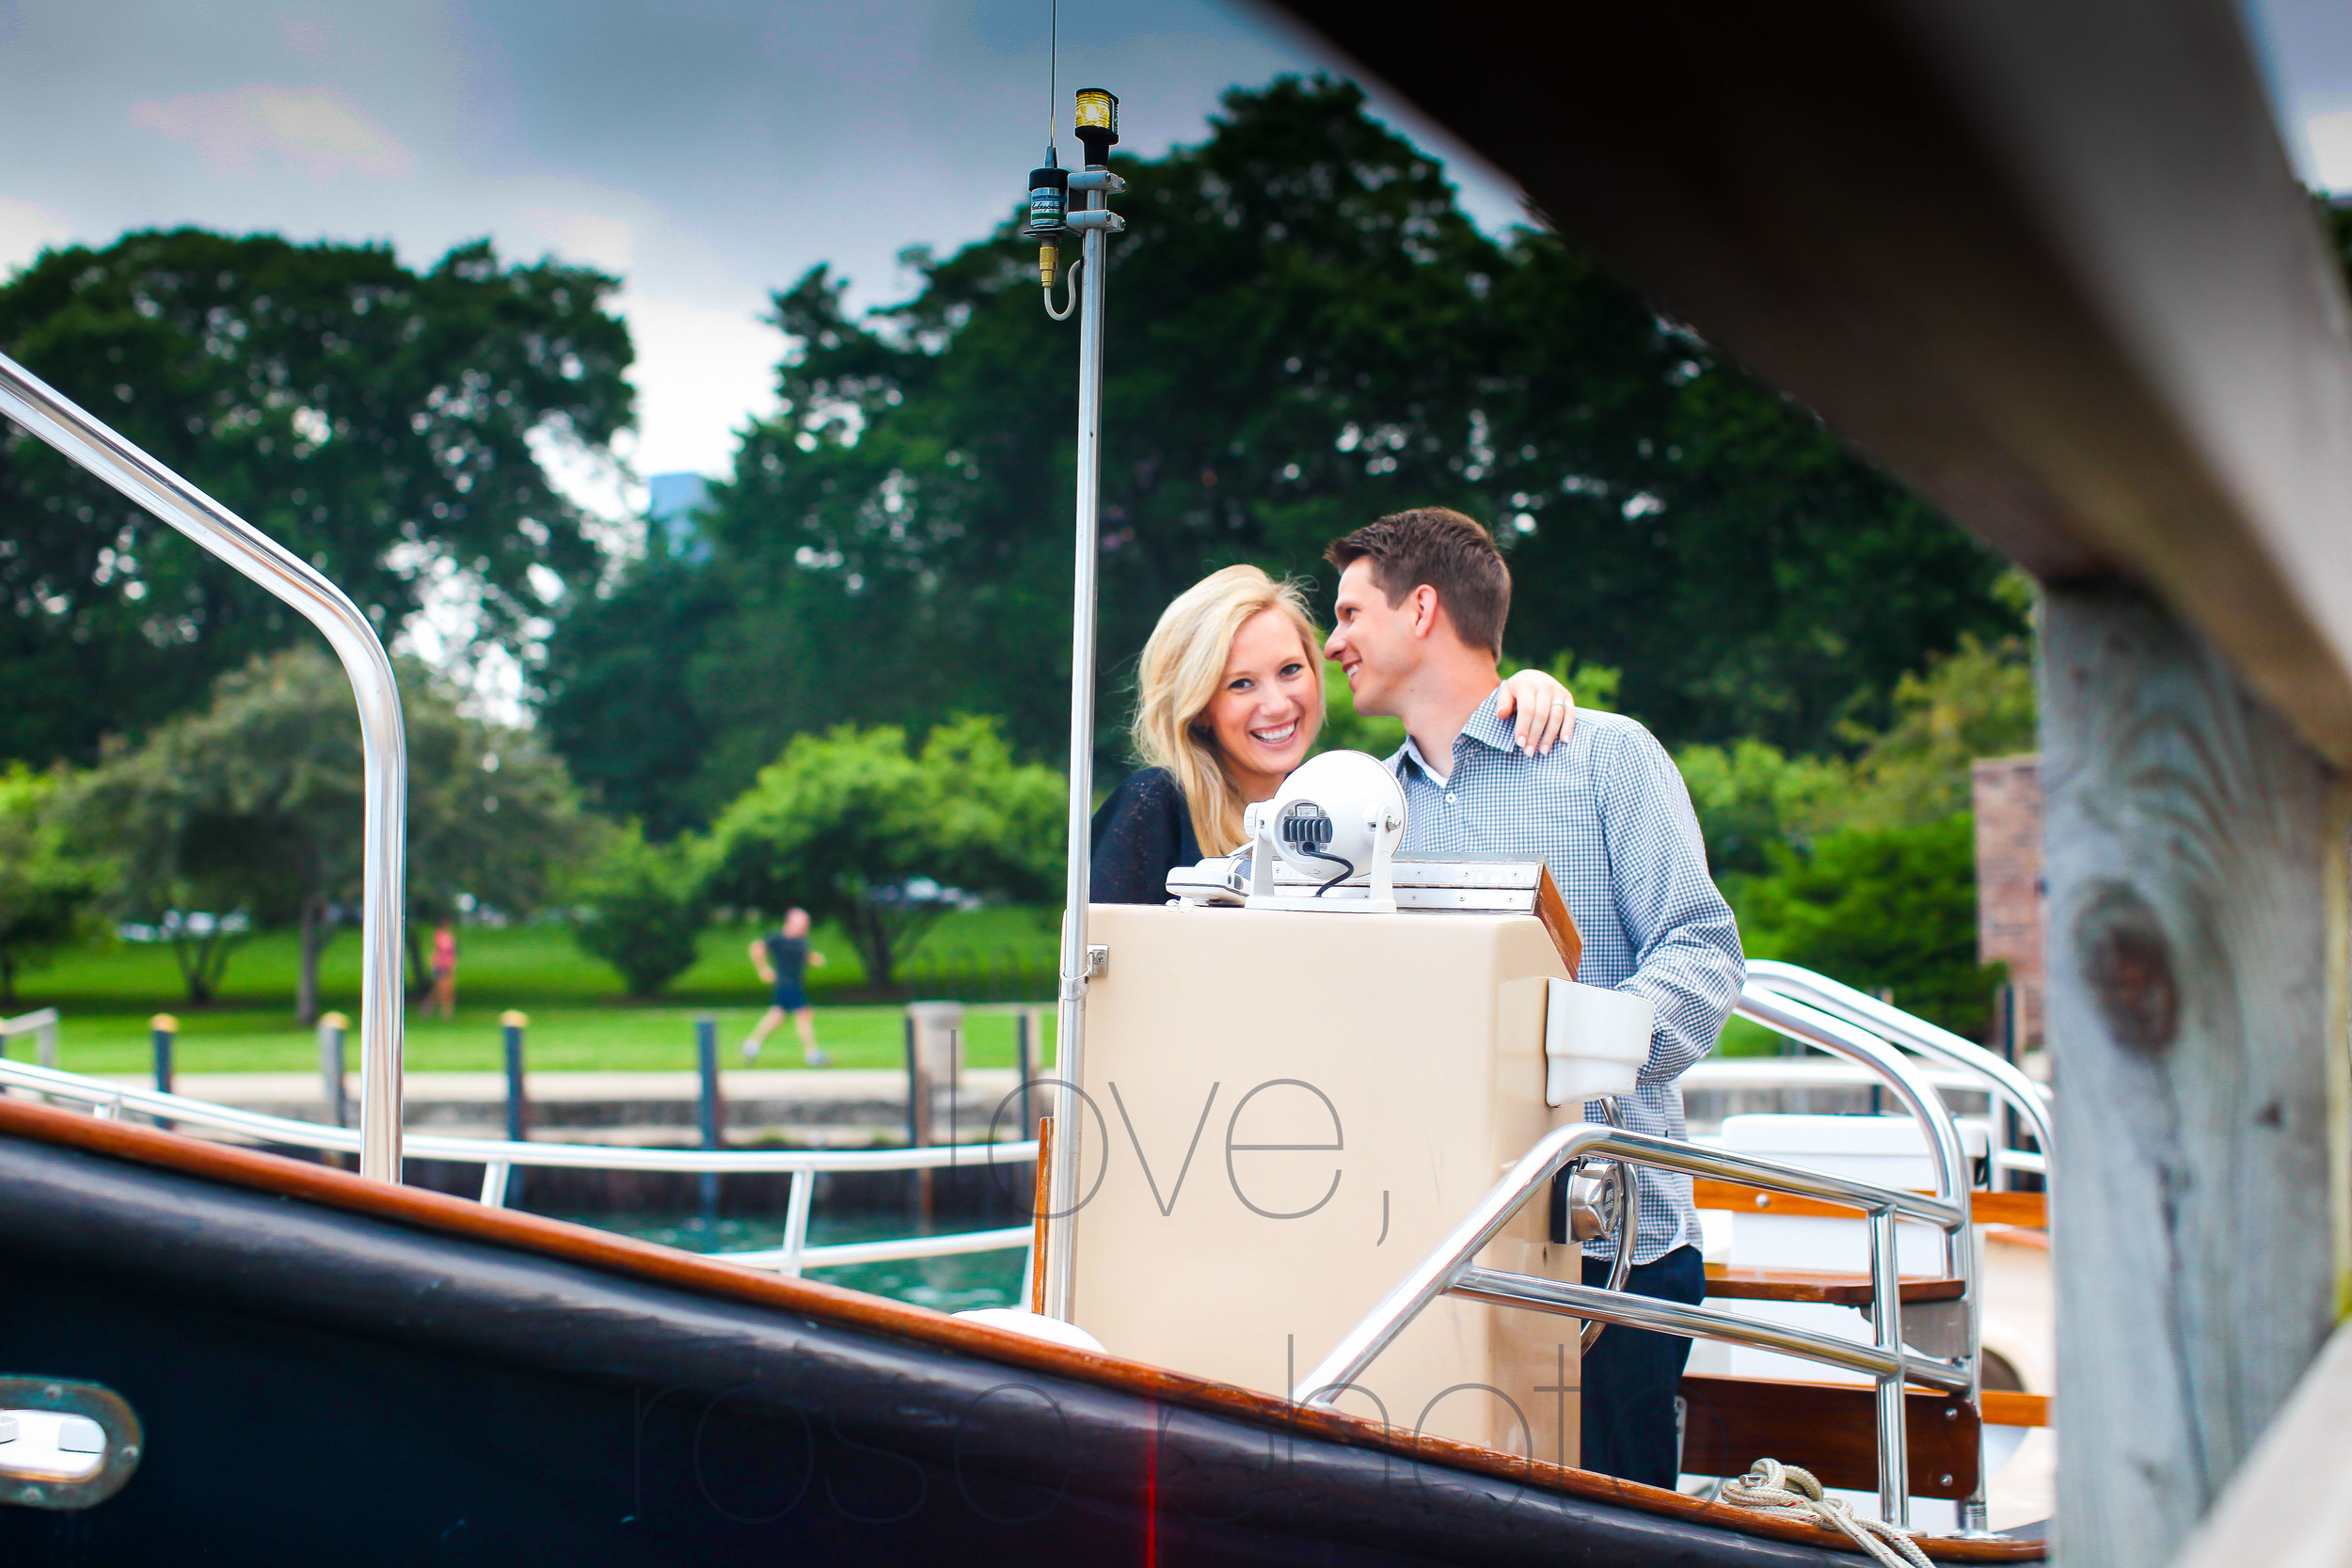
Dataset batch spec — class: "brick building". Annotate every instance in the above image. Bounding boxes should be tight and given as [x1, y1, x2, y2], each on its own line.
[1971, 754, 2043, 1047]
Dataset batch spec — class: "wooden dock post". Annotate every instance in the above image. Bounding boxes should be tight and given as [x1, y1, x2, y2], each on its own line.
[2042, 580, 2347, 1566]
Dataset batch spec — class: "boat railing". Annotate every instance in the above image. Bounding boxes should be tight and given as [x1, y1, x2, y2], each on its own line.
[0, 352, 409, 1182]
[1294, 1120, 1972, 1534]
[0, 1009, 61, 1069]
[1741, 960, 2054, 1195]
[1302, 979, 1991, 1533]
[0, 1056, 1035, 1278]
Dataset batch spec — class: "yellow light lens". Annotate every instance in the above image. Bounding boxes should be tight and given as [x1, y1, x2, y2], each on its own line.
[1073, 88, 1119, 136]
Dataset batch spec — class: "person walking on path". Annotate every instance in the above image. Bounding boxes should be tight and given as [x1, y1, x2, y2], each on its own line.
[742, 908, 828, 1066]
[429, 923, 458, 1020]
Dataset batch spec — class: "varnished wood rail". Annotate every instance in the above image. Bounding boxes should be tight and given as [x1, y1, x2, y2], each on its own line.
[1703, 1262, 1965, 1307]
[1693, 1180, 2046, 1228]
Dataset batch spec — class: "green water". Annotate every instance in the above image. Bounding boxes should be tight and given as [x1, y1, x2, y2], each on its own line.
[562, 1212, 1025, 1313]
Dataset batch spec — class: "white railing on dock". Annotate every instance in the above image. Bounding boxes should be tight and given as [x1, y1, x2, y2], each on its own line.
[0, 1009, 60, 1069]
[0, 1056, 1036, 1278]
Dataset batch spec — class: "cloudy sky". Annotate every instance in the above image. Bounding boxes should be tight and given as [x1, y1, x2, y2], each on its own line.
[0, 0, 1528, 503]
[2, 0, 2349, 506]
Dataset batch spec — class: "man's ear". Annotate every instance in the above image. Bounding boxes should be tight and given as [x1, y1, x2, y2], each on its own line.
[1407, 584, 1442, 641]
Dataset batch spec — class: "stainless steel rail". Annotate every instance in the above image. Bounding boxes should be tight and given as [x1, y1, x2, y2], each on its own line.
[1445, 1269, 1966, 1391]
[1744, 960, 2054, 1193]
[0, 1057, 1037, 1275]
[0, 1009, 61, 1069]
[1293, 1119, 1971, 1529]
[1734, 965, 2042, 1534]
[0, 353, 409, 1183]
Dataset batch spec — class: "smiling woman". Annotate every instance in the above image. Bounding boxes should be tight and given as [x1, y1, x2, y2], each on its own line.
[1092, 565, 1324, 906]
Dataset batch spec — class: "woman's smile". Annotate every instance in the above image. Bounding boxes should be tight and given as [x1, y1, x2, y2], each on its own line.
[1204, 608, 1323, 801]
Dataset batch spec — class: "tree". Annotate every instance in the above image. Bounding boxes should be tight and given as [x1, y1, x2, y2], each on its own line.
[535, 551, 732, 840]
[1737, 815, 2006, 1039]
[0, 229, 631, 768]
[401, 681, 590, 996]
[705, 718, 1061, 987]
[1675, 610, 2036, 881]
[72, 643, 587, 1019]
[543, 75, 2020, 827]
[0, 764, 107, 1005]
[569, 823, 708, 998]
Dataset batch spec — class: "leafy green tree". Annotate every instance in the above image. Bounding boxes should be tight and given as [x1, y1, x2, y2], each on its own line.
[536, 552, 732, 840]
[544, 76, 2018, 827]
[705, 718, 1061, 987]
[1676, 615, 2035, 880]
[1675, 738, 1852, 884]
[72, 644, 587, 1018]
[569, 823, 707, 998]
[1737, 815, 2006, 1039]
[0, 229, 631, 768]
[0, 764, 108, 1004]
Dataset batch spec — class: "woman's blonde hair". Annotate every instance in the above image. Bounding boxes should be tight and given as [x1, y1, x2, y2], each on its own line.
[1131, 564, 1324, 854]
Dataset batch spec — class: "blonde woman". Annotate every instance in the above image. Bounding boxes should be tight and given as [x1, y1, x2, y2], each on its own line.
[1090, 563, 1576, 903]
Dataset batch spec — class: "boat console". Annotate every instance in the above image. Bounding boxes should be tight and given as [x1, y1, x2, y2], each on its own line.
[1067, 752, 1653, 1461]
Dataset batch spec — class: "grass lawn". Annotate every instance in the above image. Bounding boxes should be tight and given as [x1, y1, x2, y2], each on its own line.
[5, 902, 1788, 1072]
[5, 911, 1060, 1076]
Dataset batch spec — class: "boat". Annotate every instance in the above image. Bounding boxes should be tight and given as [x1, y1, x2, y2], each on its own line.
[0, 79, 2057, 1562]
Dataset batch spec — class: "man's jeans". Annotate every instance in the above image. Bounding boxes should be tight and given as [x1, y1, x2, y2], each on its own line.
[1580, 1244, 1706, 1489]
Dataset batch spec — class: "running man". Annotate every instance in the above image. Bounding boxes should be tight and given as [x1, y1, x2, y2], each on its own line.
[741, 908, 829, 1067]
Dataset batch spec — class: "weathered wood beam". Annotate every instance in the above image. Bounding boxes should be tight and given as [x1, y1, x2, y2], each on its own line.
[2040, 579, 2347, 1566]
[2169, 1320, 2352, 1568]
[1273, 0, 2352, 764]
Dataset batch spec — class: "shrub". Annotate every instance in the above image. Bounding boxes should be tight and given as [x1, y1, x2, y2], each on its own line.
[571, 826, 707, 998]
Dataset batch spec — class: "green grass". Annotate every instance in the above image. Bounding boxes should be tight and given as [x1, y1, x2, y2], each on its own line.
[5, 913, 1059, 1076]
[6, 903, 1785, 1071]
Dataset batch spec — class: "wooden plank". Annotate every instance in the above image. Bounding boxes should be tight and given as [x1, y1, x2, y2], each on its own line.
[1678, 1374, 1980, 1498]
[2041, 581, 2344, 1567]
[1693, 1180, 2046, 1228]
[1704, 1263, 1964, 1307]
[1272, 0, 2352, 762]
[2171, 1320, 2352, 1568]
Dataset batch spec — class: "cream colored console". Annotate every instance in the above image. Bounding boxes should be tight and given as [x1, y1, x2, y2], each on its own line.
[1069, 901, 1597, 1464]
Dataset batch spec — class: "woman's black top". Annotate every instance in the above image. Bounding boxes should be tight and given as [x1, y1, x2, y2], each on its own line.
[1089, 767, 1203, 905]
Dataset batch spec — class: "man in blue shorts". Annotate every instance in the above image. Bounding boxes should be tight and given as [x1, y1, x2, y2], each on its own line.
[740, 907, 829, 1067]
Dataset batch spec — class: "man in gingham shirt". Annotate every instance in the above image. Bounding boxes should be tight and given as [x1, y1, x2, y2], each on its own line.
[1325, 506, 1742, 1490]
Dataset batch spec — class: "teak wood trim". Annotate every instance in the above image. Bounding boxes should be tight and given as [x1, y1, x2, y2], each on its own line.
[1704, 1262, 1965, 1307]
[1981, 1390, 2053, 1429]
[1680, 1374, 1982, 1498]
[1535, 863, 1581, 978]
[1694, 1180, 2047, 1229]
[0, 1098, 2043, 1560]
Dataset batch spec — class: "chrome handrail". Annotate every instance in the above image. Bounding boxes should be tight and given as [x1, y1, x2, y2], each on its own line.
[1744, 960, 2054, 1192]
[1294, 1119, 1972, 1530]
[0, 354, 408, 1182]
[1729, 978, 1986, 1531]
[1731, 988, 1971, 1275]
[0, 1056, 1037, 1276]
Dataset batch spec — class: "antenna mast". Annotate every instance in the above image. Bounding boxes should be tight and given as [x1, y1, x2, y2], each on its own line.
[1022, 78, 1124, 1323]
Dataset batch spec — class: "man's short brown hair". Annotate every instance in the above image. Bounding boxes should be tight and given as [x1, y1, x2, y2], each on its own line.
[1326, 507, 1511, 657]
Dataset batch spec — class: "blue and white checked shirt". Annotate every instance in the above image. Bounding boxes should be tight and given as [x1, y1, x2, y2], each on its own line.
[1391, 690, 1743, 1263]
